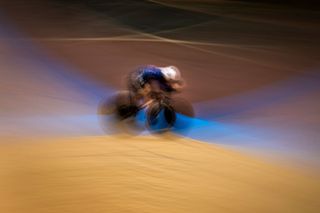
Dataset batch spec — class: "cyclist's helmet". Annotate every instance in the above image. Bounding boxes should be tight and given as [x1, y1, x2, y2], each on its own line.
[159, 66, 182, 82]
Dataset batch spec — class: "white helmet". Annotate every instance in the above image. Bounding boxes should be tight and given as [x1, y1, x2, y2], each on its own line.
[159, 66, 181, 82]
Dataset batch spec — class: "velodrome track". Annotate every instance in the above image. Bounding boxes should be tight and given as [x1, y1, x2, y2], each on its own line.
[1, 1, 320, 212]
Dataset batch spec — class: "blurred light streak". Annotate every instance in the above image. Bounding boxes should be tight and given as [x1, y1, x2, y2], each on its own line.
[18, 36, 254, 49]
[103, 28, 300, 72]
[147, 0, 317, 29]
[31, 33, 299, 72]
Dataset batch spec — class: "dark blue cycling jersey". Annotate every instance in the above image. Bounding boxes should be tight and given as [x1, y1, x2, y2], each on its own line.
[128, 65, 174, 93]
[136, 65, 164, 86]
